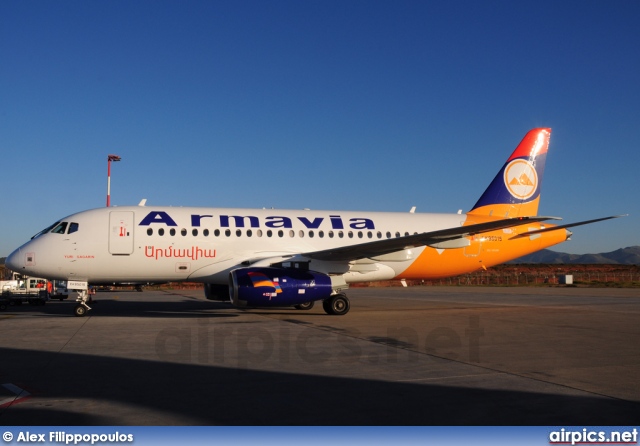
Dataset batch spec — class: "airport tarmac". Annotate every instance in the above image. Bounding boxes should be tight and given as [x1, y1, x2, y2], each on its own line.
[0, 286, 638, 425]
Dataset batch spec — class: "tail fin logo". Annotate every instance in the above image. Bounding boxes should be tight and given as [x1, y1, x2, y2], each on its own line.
[504, 159, 538, 200]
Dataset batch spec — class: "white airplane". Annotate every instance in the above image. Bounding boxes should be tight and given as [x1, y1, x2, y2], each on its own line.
[6, 128, 622, 317]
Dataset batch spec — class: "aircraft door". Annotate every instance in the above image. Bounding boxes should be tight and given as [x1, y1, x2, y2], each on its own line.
[464, 236, 482, 257]
[462, 221, 482, 257]
[109, 211, 134, 255]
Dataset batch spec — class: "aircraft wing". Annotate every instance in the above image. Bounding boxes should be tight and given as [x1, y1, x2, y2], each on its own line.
[303, 216, 559, 262]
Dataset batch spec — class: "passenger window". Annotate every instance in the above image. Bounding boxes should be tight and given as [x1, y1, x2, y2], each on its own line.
[68, 223, 79, 234]
[147, 228, 153, 236]
[159, 228, 165, 236]
[170, 228, 176, 236]
[193, 229, 198, 236]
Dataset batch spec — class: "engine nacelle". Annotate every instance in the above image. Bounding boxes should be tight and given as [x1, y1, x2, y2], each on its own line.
[204, 283, 230, 301]
[229, 267, 332, 308]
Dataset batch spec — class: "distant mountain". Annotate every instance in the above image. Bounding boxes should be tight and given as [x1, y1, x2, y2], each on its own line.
[510, 246, 640, 265]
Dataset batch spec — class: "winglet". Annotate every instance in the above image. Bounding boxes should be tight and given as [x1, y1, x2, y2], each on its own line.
[470, 128, 550, 218]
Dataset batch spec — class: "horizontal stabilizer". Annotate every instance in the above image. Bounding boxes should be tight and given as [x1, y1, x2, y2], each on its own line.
[509, 215, 627, 239]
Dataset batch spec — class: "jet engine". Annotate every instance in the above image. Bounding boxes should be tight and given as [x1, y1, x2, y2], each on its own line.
[229, 267, 332, 308]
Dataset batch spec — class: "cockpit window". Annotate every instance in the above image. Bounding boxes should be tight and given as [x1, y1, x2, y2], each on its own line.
[68, 222, 79, 234]
[51, 222, 68, 234]
[31, 221, 61, 239]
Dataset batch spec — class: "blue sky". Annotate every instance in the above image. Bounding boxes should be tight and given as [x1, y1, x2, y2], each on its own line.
[1, 0, 638, 256]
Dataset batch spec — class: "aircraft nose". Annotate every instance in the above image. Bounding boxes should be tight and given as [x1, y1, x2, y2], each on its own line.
[565, 229, 573, 241]
[6, 248, 23, 272]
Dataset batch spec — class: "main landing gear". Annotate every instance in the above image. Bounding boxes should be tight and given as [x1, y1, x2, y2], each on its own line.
[74, 289, 91, 317]
[322, 293, 350, 316]
[294, 301, 315, 311]
[293, 294, 350, 315]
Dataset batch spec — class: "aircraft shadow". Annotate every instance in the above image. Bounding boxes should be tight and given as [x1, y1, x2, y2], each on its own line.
[7, 295, 336, 319]
[3, 297, 240, 319]
[0, 346, 638, 425]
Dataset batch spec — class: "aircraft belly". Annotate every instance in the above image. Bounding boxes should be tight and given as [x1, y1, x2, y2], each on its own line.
[187, 257, 241, 283]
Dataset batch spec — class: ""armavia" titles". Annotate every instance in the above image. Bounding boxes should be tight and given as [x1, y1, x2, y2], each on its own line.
[145, 245, 217, 260]
[138, 211, 376, 230]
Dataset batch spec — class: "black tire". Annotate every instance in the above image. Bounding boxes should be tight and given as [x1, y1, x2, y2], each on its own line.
[294, 301, 315, 310]
[0, 303, 7, 311]
[323, 294, 350, 316]
[74, 304, 87, 317]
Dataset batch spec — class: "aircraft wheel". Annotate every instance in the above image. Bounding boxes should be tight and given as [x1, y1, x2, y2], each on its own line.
[74, 304, 88, 317]
[294, 301, 314, 310]
[323, 294, 350, 316]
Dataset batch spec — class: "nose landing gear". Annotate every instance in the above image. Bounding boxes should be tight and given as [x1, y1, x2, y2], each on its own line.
[74, 289, 92, 317]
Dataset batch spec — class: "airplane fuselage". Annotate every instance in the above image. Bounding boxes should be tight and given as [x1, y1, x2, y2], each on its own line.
[9, 205, 567, 285]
